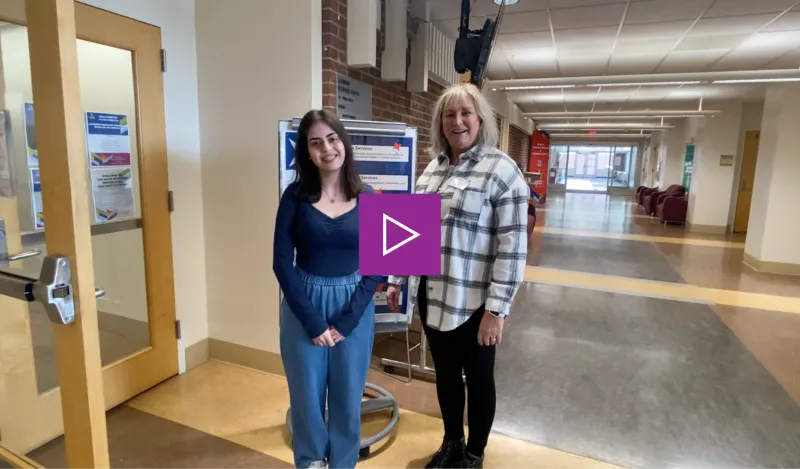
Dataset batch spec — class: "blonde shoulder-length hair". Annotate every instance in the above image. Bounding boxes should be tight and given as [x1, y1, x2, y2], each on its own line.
[429, 83, 499, 157]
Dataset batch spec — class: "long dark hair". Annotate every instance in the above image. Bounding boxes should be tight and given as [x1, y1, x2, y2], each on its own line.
[293, 109, 363, 202]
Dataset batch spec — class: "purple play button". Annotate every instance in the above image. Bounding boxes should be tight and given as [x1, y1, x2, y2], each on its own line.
[359, 193, 441, 276]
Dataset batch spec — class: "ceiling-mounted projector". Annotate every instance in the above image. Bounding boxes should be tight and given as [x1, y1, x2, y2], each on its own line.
[453, 0, 504, 87]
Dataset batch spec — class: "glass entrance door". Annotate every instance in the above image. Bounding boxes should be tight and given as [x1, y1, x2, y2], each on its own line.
[550, 143, 639, 193]
[565, 145, 612, 192]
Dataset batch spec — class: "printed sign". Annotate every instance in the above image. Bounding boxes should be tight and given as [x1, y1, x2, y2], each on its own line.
[86, 112, 132, 166]
[337, 75, 372, 121]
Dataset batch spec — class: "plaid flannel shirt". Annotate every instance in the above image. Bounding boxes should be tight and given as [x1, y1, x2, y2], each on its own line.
[389, 144, 529, 332]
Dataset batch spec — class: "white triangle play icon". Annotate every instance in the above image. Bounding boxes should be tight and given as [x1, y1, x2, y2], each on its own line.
[383, 213, 420, 256]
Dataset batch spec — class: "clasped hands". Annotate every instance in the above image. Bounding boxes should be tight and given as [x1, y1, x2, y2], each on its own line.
[312, 326, 345, 347]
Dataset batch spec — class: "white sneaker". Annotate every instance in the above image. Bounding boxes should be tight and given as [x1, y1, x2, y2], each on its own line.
[308, 460, 327, 469]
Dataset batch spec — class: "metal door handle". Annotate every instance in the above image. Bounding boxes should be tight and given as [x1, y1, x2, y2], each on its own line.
[0, 248, 42, 262]
[0, 254, 105, 325]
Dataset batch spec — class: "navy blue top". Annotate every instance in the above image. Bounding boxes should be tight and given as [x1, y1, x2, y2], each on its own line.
[273, 182, 383, 339]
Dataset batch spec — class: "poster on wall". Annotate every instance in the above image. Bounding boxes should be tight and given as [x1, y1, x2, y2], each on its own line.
[683, 144, 695, 191]
[90, 167, 135, 223]
[528, 129, 550, 204]
[22, 103, 38, 167]
[30, 168, 44, 229]
[85, 112, 132, 166]
[278, 119, 417, 324]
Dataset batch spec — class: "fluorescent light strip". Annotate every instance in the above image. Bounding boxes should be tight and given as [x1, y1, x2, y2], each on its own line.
[712, 78, 800, 84]
[586, 81, 703, 87]
[500, 85, 577, 90]
[498, 78, 800, 91]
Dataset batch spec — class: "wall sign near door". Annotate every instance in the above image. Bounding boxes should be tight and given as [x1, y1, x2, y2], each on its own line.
[683, 144, 695, 191]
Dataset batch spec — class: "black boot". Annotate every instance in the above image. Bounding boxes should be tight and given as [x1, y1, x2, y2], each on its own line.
[425, 438, 466, 468]
[454, 451, 484, 468]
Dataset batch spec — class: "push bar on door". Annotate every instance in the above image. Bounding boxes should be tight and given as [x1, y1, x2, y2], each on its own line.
[0, 255, 105, 325]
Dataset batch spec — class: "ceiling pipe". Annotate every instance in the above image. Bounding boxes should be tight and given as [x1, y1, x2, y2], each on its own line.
[488, 69, 800, 90]
[523, 110, 720, 118]
[538, 123, 674, 130]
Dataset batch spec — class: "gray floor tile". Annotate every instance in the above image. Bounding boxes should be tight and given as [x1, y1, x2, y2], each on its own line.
[532, 234, 686, 283]
[494, 283, 800, 469]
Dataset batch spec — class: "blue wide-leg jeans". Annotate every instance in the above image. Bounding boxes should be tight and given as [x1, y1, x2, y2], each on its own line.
[280, 269, 375, 469]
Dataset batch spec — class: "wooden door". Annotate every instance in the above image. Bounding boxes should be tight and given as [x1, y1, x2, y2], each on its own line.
[734, 130, 760, 233]
[0, 1, 178, 466]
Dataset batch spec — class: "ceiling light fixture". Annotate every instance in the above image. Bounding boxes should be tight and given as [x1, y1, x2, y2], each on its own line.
[498, 85, 577, 91]
[493, 0, 519, 4]
[548, 133, 652, 139]
[487, 69, 800, 90]
[523, 110, 719, 118]
[539, 123, 674, 130]
[711, 78, 800, 84]
[586, 81, 703, 87]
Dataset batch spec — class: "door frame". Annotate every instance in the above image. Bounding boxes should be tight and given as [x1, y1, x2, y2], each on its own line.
[0, 0, 178, 465]
[733, 130, 760, 233]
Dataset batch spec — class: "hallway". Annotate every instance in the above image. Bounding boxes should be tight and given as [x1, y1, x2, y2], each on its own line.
[26, 192, 800, 468]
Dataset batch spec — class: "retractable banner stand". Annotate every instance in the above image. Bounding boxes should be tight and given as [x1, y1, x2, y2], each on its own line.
[277, 118, 417, 325]
[528, 129, 550, 204]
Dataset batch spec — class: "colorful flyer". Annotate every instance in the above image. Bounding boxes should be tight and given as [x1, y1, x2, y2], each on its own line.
[23, 103, 38, 167]
[30, 168, 44, 229]
[90, 166, 135, 223]
[85, 112, 132, 167]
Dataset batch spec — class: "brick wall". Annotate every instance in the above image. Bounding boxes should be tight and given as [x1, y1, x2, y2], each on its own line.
[508, 124, 531, 172]
[322, 0, 445, 177]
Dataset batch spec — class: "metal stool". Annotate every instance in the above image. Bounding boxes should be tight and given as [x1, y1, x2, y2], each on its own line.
[285, 382, 400, 459]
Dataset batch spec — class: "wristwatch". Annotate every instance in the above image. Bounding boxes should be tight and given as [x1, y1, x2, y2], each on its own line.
[487, 310, 507, 319]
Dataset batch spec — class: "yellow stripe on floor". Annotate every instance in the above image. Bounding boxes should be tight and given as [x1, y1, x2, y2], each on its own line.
[128, 360, 623, 469]
[536, 208, 653, 220]
[525, 266, 800, 315]
[534, 226, 745, 248]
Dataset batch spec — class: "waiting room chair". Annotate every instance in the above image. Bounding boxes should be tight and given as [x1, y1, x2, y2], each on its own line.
[644, 184, 685, 216]
[637, 186, 658, 212]
[657, 193, 689, 225]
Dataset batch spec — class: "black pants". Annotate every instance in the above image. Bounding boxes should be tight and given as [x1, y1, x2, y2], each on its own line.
[418, 277, 497, 457]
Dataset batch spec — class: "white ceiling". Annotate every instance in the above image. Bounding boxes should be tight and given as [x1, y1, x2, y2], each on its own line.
[428, 0, 800, 113]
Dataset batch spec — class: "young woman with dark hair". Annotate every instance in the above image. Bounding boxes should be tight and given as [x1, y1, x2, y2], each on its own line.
[273, 109, 382, 469]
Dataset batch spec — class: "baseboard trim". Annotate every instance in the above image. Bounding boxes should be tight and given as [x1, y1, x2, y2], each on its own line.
[207, 338, 285, 377]
[185, 338, 209, 372]
[687, 222, 727, 234]
[744, 253, 800, 276]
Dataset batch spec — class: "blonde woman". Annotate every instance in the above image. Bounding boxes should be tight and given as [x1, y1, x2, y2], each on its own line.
[387, 83, 529, 468]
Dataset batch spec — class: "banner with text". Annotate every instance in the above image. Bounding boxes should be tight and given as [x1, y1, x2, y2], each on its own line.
[528, 129, 551, 204]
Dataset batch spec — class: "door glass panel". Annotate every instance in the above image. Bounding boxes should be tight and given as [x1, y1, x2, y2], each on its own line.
[0, 19, 150, 407]
[549, 145, 568, 185]
[610, 146, 634, 188]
